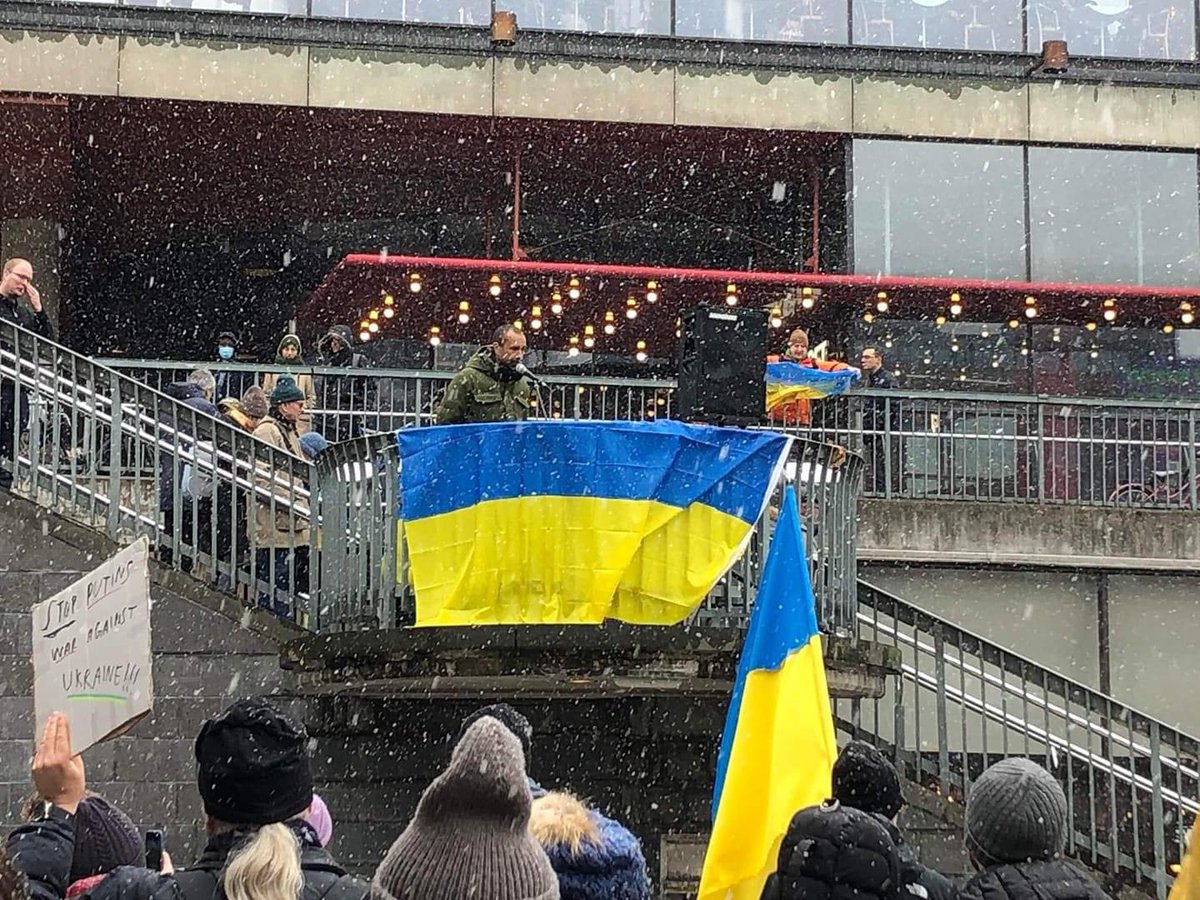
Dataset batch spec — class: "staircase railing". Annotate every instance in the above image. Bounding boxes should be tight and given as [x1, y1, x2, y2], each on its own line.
[0, 322, 317, 621]
[840, 581, 1197, 899]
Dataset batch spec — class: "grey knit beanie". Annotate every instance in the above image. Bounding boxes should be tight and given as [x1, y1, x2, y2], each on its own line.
[966, 758, 1068, 865]
[372, 716, 559, 900]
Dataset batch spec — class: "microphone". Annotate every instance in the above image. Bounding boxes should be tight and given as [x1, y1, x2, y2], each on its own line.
[515, 362, 545, 384]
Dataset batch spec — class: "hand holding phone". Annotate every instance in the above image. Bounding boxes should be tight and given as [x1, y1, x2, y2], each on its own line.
[145, 829, 165, 871]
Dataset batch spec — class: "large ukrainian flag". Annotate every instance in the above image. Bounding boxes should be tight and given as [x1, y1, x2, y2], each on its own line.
[766, 360, 860, 413]
[699, 484, 838, 900]
[397, 420, 790, 627]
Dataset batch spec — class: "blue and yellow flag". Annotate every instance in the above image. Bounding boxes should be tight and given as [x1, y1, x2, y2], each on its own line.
[397, 421, 791, 627]
[699, 484, 838, 900]
[766, 361, 861, 412]
[1170, 820, 1200, 900]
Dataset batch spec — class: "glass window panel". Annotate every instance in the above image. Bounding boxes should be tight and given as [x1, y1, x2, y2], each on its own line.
[1028, 0, 1194, 59]
[852, 0, 1021, 50]
[676, 0, 850, 44]
[1030, 147, 1200, 286]
[127, 0, 306, 12]
[852, 139, 1027, 279]
[310, 0, 489, 23]
[504, 0, 671, 32]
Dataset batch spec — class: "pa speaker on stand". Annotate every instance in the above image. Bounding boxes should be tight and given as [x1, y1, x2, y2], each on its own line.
[675, 306, 767, 427]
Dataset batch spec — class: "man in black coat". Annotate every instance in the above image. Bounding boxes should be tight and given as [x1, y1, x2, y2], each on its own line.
[961, 758, 1110, 900]
[858, 347, 898, 494]
[0, 258, 55, 488]
[832, 741, 958, 900]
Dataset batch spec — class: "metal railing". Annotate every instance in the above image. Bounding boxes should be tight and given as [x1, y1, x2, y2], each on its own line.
[0, 326, 317, 626]
[311, 430, 862, 634]
[839, 581, 1198, 899]
[105, 359, 1200, 510]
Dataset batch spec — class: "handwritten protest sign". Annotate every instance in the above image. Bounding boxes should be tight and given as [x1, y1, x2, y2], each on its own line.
[32, 537, 153, 754]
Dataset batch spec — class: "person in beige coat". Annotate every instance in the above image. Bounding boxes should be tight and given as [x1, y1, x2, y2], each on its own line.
[251, 376, 310, 619]
[261, 335, 317, 435]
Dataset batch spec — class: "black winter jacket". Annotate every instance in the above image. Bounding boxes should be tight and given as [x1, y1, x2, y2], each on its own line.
[6, 806, 74, 900]
[960, 859, 1111, 900]
[85, 823, 368, 900]
[876, 818, 957, 900]
[762, 802, 901, 900]
[0, 292, 55, 342]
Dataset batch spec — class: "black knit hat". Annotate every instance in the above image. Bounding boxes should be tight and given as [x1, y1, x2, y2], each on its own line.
[459, 703, 533, 765]
[70, 796, 144, 882]
[269, 376, 306, 406]
[195, 698, 313, 825]
[832, 740, 904, 820]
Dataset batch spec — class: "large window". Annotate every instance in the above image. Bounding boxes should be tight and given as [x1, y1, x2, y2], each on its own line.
[502, 0, 671, 32]
[853, 0, 1022, 50]
[1028, 0, 1195, 59]
[1030, 147, 1200, 286]
[852, 140, 1027, 280]
[676, 0, 850, 44]
[309, 0, 488, 23]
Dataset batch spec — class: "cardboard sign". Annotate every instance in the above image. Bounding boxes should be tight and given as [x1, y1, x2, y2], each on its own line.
[32, 537, 153, 754]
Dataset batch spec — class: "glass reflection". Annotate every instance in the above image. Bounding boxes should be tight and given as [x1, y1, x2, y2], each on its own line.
[503, 0, 671, 32]
[309, 0, 488, 23]
[677, 0, 850, 44]
[1028, 0, 1194, 59]
[852, 139, 1027, 280]
[127, 0, 305, 12]
[1030, 147, 1200, 286]
[853, 0, 1021, 49]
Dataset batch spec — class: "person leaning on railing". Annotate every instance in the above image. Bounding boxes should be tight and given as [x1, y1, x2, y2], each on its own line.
[250, 376, 311, 619]
[0, 258, 54, 489]
[434, 324, 532, 425]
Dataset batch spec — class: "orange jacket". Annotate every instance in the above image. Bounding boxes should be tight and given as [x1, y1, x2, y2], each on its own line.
[766, 354, 852, 426]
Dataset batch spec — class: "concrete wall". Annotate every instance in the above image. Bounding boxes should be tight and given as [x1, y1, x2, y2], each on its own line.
[5, 29, 1200, 149]
[858, 499, 1200, 571]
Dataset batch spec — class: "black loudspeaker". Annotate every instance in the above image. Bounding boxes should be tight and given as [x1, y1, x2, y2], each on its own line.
[675, 306, 767, 426]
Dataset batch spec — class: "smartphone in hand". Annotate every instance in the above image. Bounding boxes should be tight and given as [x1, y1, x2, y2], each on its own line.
[145, 829, 165, 871]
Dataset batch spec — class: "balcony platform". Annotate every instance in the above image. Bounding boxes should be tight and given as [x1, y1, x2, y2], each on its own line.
[280, 622, 901, 701]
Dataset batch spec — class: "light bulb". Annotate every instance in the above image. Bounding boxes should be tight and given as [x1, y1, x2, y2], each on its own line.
[935, 315, 947, 326]
[636, 351, 648, 363]
[358, 330, 371, 342]
[1164, 323, 1175, 334]
[1184, 312, 1196, 325]
[458, 301, 471, 325]
[646, 281, 659, 304]
[1024, 306, 1038, 319]
[383, 306, 395, 319]
[409, 273, 422, 293]
[604, 323, 616, 335]
[863, 311, 875, 323]
[875, 299, 889, 313]
[383, 294, 395, 307]
[368, 321, 379, 333]
[1103, 309, 1117, 322]
[488, 275, 502, 298]
[551, 291, 563, 315]
[950, 303, 963, 317]
[368, 309, 380, 320]
[584, 336, 595, 348]
[568, 277, 581, 301]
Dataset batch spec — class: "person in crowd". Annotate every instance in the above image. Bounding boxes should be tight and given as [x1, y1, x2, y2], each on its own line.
[160, 369, 219, 571]
[435, 325, 532, 425]
[832, 741, 956, 900]
[762, 800, 901, 900]
[961, 759, 1110, 900]
[251, 377, 311, 618]
[299, 432, 329, 462]
[0, 258, 55, 489]
[529, 792, 652, 900]
[213, 332, 254, 403]
[316, 325, 374, 443]
[262, 335, 316, 435]
[306, 794, 333, 849]
[766, 328, 853, 427]
[459, 703, 543, 796]
[372, 715, 559, 900]
[208, 386, 268, 594]
[858, 347, 898, 493]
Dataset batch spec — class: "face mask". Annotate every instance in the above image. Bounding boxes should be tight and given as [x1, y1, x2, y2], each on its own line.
[218, 346, 234, 361]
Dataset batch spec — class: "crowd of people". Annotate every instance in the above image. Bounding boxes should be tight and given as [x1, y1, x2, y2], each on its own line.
[0, 699, 1116, 900]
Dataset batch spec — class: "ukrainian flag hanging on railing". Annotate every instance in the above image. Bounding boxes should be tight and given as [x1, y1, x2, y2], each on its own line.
[396, 420, 791, 627]
[699, 484, 837, 900]
[766, 361, 861, 413]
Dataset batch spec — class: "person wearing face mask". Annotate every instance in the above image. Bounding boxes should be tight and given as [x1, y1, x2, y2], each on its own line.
[213, 332, 255, 404]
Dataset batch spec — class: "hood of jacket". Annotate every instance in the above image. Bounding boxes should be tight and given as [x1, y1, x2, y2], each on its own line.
[320, 325, 355, 365]
[275, 334, 305, 365]
[530, 793, 651, 900]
